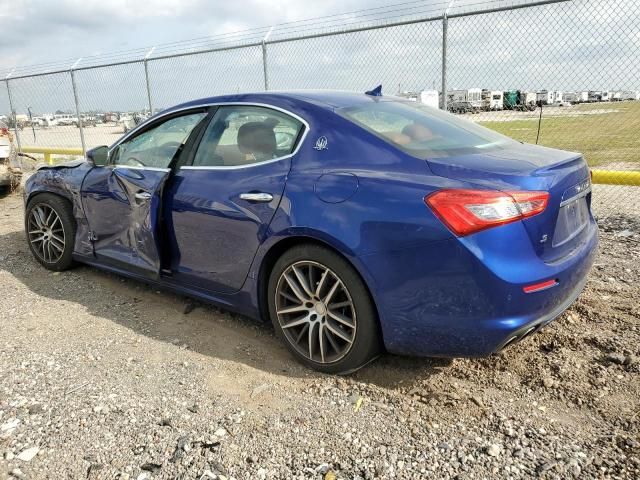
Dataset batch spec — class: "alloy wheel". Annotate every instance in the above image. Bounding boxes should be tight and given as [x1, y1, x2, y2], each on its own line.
[275, 260, 357, 364]
[27, 204, 66, 264]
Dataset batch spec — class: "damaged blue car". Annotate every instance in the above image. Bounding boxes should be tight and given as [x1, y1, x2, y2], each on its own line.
[24, 90, 598, 373]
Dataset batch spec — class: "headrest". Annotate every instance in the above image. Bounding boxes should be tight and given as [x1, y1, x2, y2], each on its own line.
[237, 122, 277, 156]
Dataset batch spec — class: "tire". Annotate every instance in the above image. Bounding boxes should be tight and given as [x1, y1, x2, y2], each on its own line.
[268, 244, 381, 374]
[25, 193, 76, 271]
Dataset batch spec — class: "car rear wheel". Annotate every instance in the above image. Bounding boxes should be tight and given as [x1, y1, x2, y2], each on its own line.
[25, 194, 76, 271]
[268, 244, 381, 374]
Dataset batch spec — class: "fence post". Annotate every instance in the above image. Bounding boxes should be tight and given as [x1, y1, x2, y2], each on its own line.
[441, 13, 448, 111]
[4, 76, 22, 152]
[144, 47, 156, 115]
[262, 27, 274, 91]
[69, 59, 86, 155]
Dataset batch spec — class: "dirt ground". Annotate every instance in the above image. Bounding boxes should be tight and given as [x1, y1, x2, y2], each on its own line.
[0, 190, 638, 480]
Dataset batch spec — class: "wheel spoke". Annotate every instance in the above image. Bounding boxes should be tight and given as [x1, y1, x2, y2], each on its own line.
[318, 324, 326, 363]
[295, 323, 309, 344]
[50, 232, 65, 245]
[279, 290, 299, 304]
[328, 310, 355, 328]
[49, 240, 64, 253]
[292, 265, 314, 299]
[323, 278, 341, 305]
[32, 207, 45, 228]
[277, 304, 308, 315]
[281, 315, 309, 330]
[308, 322, 316, 360]
[326, 322, 353, 344]
[50, 216, 61, 230]
[315, 269, 329, 297]
[328, 300, 351, 310]
[324, 327, 341, 353]
[284, 272, 309, 303]
[45, 208, 54, 226]
[30, 235, 46, 244]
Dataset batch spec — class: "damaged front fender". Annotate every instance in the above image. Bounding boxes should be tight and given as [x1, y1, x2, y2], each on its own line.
[24, 160, 95, 256]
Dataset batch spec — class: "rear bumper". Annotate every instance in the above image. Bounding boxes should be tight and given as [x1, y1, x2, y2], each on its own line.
[357, 217, 598, 357]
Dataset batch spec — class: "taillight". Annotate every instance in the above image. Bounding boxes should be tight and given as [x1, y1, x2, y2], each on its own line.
[0, 128, 8, 135]
[425, 189, 549, 236]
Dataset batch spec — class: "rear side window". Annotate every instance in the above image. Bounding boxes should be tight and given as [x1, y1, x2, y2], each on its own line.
[192, 106, 304, 167]
[338, 100, 516, 159]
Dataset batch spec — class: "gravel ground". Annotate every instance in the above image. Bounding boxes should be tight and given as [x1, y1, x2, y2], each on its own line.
[0, 191, 638, 480]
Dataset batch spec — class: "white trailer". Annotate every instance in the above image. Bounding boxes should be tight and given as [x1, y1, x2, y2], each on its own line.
[619, 91, 639, 101]
[450, 88, 482, 109]
[588, 91, 602, 102]
[489, 90, 503, 110]
[536, 90, 554, 105]
[552, 91, 563, 104]
[419, 90, 440, 109]
[600, 91, 612, 102]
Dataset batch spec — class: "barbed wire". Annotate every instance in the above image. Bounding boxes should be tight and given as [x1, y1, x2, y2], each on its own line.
[1, 0, 550, 78]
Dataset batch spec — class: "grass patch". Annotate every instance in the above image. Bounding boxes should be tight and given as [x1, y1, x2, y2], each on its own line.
[480, 102, 640, 168]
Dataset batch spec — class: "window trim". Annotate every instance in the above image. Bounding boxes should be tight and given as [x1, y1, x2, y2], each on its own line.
[109, 102, 309, 172]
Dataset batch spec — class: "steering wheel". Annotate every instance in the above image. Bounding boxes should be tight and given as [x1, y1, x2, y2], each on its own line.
[124, 157, 145, 167]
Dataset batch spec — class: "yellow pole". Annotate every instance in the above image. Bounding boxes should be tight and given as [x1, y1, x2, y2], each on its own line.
[591, 170, 640, 187]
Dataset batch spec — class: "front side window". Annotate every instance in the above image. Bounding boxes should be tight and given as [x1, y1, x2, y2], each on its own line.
[192, 106, 304, 167]
[112, 112, 207, 169]
[338, 100, 516, 159]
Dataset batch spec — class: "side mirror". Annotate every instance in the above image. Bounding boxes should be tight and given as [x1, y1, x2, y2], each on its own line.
[87, 145, 109, 166]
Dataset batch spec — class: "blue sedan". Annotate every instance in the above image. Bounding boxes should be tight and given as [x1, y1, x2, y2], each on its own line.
[23, 90, 598, 373]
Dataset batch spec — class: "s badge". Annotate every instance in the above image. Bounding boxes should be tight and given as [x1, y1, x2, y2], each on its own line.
[314, 136, 328, 151]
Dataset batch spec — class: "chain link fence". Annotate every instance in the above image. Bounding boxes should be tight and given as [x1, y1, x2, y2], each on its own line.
[1, 0, 638, 225]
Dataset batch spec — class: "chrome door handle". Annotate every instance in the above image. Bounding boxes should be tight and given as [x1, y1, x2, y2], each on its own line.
[134, 191, 152, 200]
[239, 192, 273, 203]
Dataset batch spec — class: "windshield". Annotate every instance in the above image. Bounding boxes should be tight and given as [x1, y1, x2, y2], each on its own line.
[338, 100, 516, 159]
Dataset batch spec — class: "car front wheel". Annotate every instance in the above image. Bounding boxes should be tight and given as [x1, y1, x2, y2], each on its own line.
[25, 193, 76, 271]
[268, 244, 381, 374]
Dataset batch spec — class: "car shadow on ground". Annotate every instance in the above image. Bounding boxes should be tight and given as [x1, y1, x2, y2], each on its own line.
[0, 229, 451, 390]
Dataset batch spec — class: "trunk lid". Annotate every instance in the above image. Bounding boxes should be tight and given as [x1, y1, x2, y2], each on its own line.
[426, 143, 592, 262]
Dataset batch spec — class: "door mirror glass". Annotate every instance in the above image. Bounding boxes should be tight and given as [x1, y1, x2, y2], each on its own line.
[87, 145, 109, 166]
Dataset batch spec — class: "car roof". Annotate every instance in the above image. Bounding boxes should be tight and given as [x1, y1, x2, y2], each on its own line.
[169, 90, 405, 112]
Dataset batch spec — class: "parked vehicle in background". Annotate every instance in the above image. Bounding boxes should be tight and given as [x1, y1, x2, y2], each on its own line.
[54, 114, 79, 126]
[448, 101, 476, 114]
[0, 121, 11, 161]
[588, 91, 602, 102]
[0, 121, 20, 191]
[620, 90, 640, 101]
[449, 88, 482, 110]
[538, 90, 563, 105]
[503, 90, 518, 109]
[576, 91, 589, 103]
[481, 90, 503, 111]
[419, 90, 440, 109]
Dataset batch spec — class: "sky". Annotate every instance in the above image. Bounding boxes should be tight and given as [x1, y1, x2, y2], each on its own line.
[0, 0, 639, 115]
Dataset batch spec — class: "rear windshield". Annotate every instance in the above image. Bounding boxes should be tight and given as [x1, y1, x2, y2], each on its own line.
[338, 100, 516, 159]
